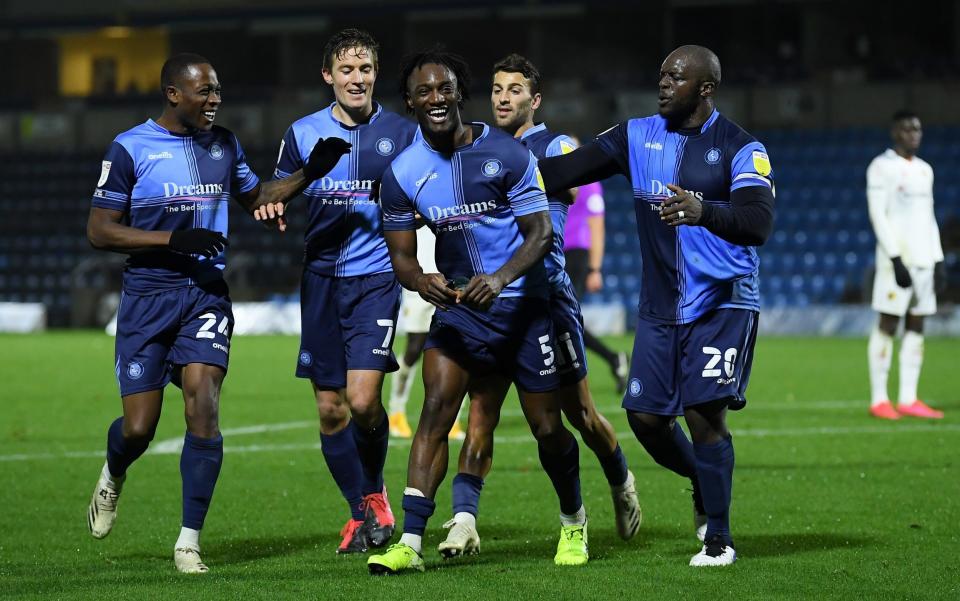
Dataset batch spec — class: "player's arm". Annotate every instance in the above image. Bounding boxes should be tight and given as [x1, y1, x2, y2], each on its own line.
[538, 123, 630, 196]
[661, 184, 775, 246]
[866, 159, 912, 286]
[87, 207, 226, 258]
[380, 168, 457, 309]
[245, 136, 352, 230]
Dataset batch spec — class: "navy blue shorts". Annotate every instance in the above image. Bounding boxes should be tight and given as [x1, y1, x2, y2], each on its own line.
[622, 308, 759, 416]
[549, 283, 589, 386]
[115, 282, 233, 397]
[425, 296, 559, 393]
[297, 270, 401, 388]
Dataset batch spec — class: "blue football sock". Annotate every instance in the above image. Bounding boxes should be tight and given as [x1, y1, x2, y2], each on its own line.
[320, 426, 365, 521]
[106, 417, 150, 477]
[537, 435, 583, 515]
[180, 432, 223, 531]
[451, 473, 484, 516]
[693, 436, 735, 544]
[352, 412, 389, 497]
[598, 444, 629, 487]
[401, 494, 436, 536]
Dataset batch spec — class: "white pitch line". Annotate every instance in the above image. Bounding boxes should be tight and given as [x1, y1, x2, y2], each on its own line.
[2, 422, 958, 463]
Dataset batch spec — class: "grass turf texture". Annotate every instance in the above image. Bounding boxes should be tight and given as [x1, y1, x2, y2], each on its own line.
[1, 332, 958, 600]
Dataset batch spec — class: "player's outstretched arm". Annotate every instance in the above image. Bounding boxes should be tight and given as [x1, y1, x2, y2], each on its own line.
[244, 137, 353, 231]
[384, 229, 457, 309]
[460, 211, 553, 309]
[538, 142, 622, 197]
[661, 184, 774, 246]
[87, 207, 226, 257]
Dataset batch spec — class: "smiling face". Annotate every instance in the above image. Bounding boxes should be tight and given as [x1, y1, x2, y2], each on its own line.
[323, 45, 376, 116]
[166, 63, 221, 132]
[406, 62, 462, 139]
[491, 70, 540, 135]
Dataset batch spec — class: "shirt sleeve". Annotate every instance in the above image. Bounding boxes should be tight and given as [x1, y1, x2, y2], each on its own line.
[507, 150, 549, 217]
[91, 142, 135, 212]
[546, 135, 578, 158]
[232, 134, 260, 195]
[593, 122, 630, 176]
[380, 167, 416, 231]
[274, 126, 302, 179]
[866, 157, 900, 259]
[730, 141, 774, 191]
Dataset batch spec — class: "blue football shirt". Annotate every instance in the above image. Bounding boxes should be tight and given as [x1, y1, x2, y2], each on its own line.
[91, 119, 259, 294]
[275, 103, 418, 278]
[380, 123, 550, 298]
[519, 123, 577, 291]
[595, 110, 773, 324]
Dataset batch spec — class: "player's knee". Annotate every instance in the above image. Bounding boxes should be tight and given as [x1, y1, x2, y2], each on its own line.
[347, 393, 383, 426]
[528, 415, 565, 446]
[122, 419, 157, 443]
[316, 398, 349, 432]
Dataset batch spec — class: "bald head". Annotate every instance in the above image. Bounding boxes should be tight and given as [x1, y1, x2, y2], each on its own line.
[667, 45, 721, 87]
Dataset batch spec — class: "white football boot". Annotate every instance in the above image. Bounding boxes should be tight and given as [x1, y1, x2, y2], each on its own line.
[88, 461, 124, 539]
[437, 515, 480, 558]
[611, 470, 641, 540]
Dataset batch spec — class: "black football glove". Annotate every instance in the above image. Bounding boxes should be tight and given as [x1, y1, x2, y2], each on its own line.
[169, 228, 228, 258]
[891, 256, 912, 288]
[934, 261, 947, 295]
[303, 137, 352, 182]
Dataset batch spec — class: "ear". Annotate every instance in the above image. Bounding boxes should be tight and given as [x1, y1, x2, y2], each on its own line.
[405, 94, 414, 112]
[322, 68, 334, 85]
[531, 93, 542, 111]
[700, 81, 716, 98]
[164, 85, 180, 106]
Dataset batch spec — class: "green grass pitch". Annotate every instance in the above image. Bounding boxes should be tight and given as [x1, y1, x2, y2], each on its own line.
[1, 332, 958, 599]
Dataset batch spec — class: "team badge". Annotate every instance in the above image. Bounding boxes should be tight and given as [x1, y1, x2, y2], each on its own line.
[209, 143, 224, 160]
[752, 150, 771, 176]
[376, 138, 395, 156]
[482, 159, 502, 177]
[98, 161, 112, 187]
[705, 147, 722, 165]
[298, 351, 313, 366]
[628, 378, 643, 397]
[126, 361, 144, 380]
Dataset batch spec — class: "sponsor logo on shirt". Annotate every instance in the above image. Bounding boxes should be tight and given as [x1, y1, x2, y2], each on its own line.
[426, 200, 498, 221]
[148, 151, 174, 160]
[644, 141, 663, 151]
[649, 179, 703, 200]
[316, 177, 376, 192]
[415, 172, 439, 187]
[163, 182, 225, 197]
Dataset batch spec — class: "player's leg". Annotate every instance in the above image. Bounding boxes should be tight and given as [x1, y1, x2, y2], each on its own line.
[518, 389, 588, 566]
[897, 268, 943, 418]
[174, 362, 226, 574]
[869, 261, 908, 419]
[681, 309, 758, 567]
[439, 373, 511, 558]
[388, 332, 428, 438]
[368, 348, 470, 574]
[89, 291, 175, 540]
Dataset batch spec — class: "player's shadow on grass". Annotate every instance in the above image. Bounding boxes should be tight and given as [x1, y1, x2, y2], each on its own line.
[735, 532, 872, 558]
[126, 533, 324, 565]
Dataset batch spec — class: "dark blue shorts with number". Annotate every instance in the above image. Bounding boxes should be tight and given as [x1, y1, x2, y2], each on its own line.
[622, 308, 759, 416]
[549, 283, 589, 386]
[297, 270, 401, 389]
[425, 296, 559, 393]
[114, 281, 233, 397]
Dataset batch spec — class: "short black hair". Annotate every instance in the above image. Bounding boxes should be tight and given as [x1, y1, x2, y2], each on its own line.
[160, 53, 211, 92]
[322, 28, 379, 71]
[492, 53, 542, 95]
[398, 46, 471, 114]
[892, 109, 919, 123]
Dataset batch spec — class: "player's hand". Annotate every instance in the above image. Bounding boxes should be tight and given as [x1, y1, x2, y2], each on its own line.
[253, 201, 287, 232]
[460, 273, 506, 310]
[891, 257, 912, 288]
[168, 228, 228, 258]
[586, 270, 603, 293]
[416, 273, 459, 310]
[934, 261, 947, 295]
[303, 137, 352, 181]
[660, 184, 703, 226]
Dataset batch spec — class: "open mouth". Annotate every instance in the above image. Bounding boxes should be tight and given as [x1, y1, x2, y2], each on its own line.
[203, 110, 217, 122]
[496, 107, 512, 119]
[346, 87, 366, 99]
[427, 105, 448, 124]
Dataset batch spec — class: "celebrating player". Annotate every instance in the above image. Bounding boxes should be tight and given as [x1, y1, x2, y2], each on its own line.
[434, 53, 640, 551]
[538, 45, 775, 567]
[366, 48, 587, 574]
[85, 53, 348, 573]
[866, 110, 946, 420]
[260, 29, 418, 554]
